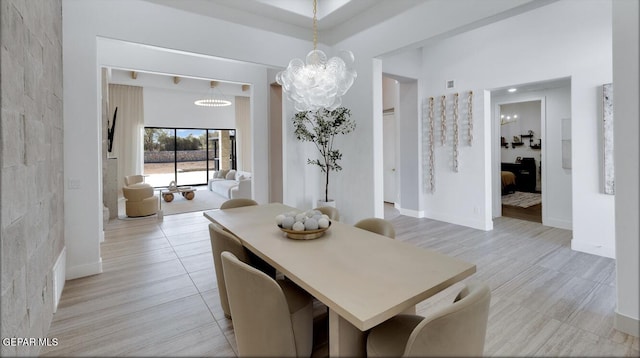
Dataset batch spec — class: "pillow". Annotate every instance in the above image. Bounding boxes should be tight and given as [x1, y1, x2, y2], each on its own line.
[226, 170, 237, 180]
[211, 170, 219, 179]
[218, 169, 230, 179]
[237, 174, 246, 181]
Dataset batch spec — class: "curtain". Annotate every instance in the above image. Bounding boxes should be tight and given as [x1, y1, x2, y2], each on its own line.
[109, 84, 144, 191]
[235, 96, 252, 171]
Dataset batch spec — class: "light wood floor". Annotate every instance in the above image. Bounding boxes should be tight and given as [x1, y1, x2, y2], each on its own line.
[42, 206, 639, 357]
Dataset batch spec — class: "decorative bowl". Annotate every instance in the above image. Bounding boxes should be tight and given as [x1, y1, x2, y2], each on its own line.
[278, 222, 331, 240]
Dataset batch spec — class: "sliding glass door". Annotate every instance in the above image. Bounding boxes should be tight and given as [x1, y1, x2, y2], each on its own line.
[176, 129, 207, 186]
[144, 127, 236, 188]
[143, 128, 175, 188]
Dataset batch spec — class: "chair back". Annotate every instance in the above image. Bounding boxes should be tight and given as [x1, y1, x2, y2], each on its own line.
[313, 206, 340, 220]
[354, 218, 396, 239]
[208, 223, 250, 318]
[124, 175, 144, 186]
[221, 251, 298, 357]
[122, 184, 153, 201]
[404, 282, 491, 357]
[220, 198, 258, 209]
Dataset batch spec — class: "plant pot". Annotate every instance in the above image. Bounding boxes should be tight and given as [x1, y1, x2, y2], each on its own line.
[317, 199, 336, 208]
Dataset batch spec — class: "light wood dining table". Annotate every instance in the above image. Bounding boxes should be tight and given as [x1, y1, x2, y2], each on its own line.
[204, 203, 476, 357]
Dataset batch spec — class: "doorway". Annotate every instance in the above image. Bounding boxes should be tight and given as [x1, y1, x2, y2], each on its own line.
[383, 110, 397, 203]
[499, 101, 542, 223]
[382, 76, 399, 207]
[491, 78, 572, 229]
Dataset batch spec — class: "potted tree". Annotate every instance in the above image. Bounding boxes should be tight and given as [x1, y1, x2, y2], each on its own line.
[292, 107, 356, 206]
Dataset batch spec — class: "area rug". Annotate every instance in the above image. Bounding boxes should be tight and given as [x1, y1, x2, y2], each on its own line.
[160, 188, 227, 215]
[502, 191, 542, 208]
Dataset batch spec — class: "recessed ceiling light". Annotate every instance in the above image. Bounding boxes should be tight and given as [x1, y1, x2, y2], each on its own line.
[508, 88, 517, 93]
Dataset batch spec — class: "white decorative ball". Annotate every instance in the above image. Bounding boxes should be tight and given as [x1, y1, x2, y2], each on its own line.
[312, 214, 323, 221]
[318, 218, 330, 229]
[304, 218, 319, 230]
[321, 214, 330, 220]
[295, 213, 306, 222]
[293, 221, 305, 231]
[275, 214, 285, 225]
[281, 216, 295, 229]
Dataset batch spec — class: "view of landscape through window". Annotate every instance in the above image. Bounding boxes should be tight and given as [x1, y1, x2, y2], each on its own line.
[143, 127, 236, 188]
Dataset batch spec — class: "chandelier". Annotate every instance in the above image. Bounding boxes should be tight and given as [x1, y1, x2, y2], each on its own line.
[276, 0, 357, 112]
[194, 81, 232, 107]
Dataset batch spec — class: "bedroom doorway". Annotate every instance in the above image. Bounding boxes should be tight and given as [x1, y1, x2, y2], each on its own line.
[491, 77, 573, 229]
[499, 100, 543, 223]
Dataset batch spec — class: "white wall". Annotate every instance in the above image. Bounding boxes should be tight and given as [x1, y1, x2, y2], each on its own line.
[416, 1, 613, 254]
[108, 69, 242, 129]
[330, 0, 534, 223]
[143, 87, 236, 129]
[63, 0, 311, 278]
[612, 0, 639, 337]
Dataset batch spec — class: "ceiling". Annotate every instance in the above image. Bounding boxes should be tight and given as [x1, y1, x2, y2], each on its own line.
[123, 1, 564, 94]
[144, 0, 423, 45]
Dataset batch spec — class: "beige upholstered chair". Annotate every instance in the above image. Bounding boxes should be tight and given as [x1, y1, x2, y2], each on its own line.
[220, 198, 258, 209]
[208, 223, 252, 319]
[313, 206, 340, 221]
[124, 175, 144, 186]
[366, 282, 491, 357]
[221, 251, 314, 357]
[122, 183, 157, 217]
[354, 218, 396, 239]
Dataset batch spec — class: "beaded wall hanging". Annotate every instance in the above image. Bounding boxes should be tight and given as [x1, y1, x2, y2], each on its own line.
[452, 93, 459, 172]
[423, 89, 474, 193]
[421, 97, 436, 193]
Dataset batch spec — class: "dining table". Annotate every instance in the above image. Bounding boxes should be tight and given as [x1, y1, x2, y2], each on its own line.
[204, 203, 476, 357]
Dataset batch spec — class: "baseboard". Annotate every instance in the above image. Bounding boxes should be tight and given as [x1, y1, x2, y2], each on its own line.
[398, 207, 424, 218]
[571, 240, 615, 259]
[66, 258, 103, 280]
[615, 311, 640, 337]
[543, 217, 572, 230]
[52, 247, 66, 313]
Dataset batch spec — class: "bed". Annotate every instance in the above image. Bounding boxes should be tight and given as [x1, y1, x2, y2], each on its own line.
[501, 171, 517, 194]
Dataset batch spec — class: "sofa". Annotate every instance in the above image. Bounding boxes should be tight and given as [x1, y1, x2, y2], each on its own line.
[208, 170, 252, 199]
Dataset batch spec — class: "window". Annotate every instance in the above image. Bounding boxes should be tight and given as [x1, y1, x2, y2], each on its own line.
[143, 127, 236, 188]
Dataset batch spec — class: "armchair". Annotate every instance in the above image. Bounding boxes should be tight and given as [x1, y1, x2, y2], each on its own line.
[122, 183, 157, 217]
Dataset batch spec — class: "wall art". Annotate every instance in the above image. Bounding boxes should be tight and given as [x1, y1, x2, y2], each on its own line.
[603, 83, 614, 195]
[440, 95, 447, 146]
[467, 91, 473, 146]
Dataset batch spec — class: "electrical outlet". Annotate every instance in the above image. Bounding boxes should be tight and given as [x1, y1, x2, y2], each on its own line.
[68, 179, 81, 189]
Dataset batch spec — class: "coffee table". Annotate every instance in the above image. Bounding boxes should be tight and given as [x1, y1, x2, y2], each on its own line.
[161, 186, 195, 202]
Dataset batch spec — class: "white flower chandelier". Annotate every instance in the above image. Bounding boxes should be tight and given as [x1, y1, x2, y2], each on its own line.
[276, 0, 357, 112]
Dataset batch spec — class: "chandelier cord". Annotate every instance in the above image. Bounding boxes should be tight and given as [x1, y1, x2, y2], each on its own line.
[313, 0, 318, 50]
